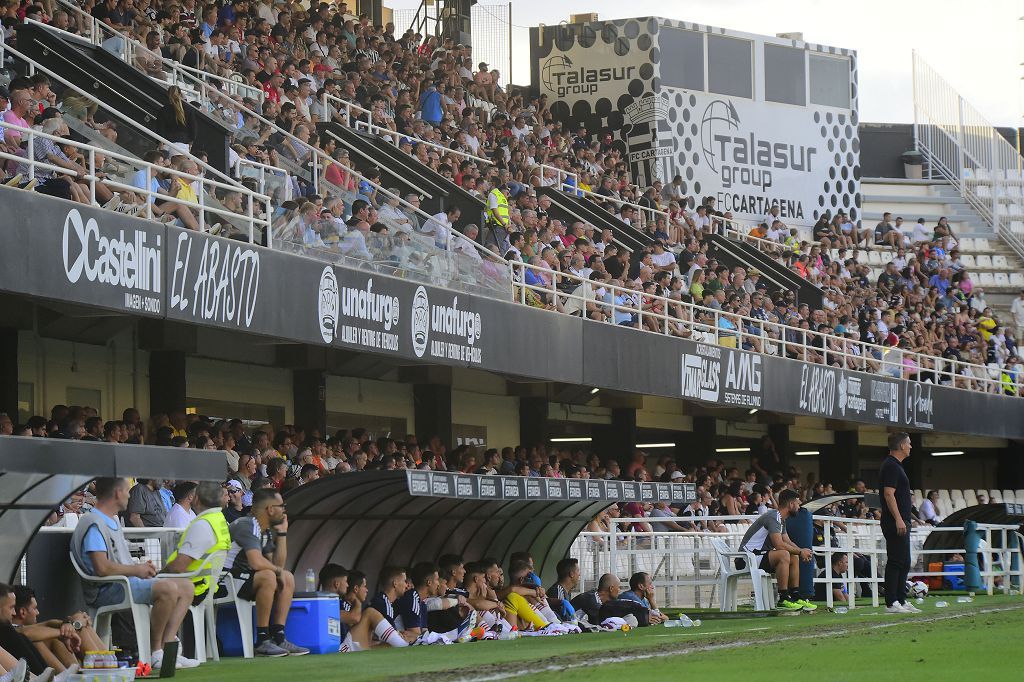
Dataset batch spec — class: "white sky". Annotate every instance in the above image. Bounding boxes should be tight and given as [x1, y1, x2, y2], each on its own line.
[387, 0, 1024, 126]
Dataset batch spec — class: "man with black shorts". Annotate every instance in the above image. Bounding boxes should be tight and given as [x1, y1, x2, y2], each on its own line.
[879, 432, 920, 613]
[738, 489, 816, 611]
[223, 489, 309, 656]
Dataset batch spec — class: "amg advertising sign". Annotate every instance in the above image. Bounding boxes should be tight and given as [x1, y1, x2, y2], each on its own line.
[680, 343, 762, 408]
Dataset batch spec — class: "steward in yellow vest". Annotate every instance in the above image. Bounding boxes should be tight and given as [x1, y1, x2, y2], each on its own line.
[164, 482, 232, 603]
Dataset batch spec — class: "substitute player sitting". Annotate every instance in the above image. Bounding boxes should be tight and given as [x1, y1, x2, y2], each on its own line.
[737, 489, 816, 611]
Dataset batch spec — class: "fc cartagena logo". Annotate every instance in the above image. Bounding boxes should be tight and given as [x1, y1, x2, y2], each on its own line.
[411, 286, 430, 358]
[317, 266, 339, 343]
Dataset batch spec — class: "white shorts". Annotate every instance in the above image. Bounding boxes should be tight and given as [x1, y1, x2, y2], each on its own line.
[339, 633, 361, 653]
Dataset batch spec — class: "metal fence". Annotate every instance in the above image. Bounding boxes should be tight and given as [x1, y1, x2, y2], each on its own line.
[912, 51, 1024, 261]
[393, 2, 512, 88]
[571, 515, 1024, 609]
[513, 260, 1014, 395]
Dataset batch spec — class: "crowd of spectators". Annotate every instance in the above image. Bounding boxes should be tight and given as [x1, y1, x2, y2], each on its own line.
[1, 0, 1021, 394]
[0, 404, 994, 669]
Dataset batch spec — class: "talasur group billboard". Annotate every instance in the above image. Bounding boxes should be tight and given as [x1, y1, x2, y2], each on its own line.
[530, 18, 860, 228]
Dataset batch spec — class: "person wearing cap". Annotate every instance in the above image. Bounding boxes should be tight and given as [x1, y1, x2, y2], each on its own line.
[222, 480, 248, 523]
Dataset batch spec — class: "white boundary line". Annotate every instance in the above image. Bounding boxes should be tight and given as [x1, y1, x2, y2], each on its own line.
[457, 605, 1024, 681]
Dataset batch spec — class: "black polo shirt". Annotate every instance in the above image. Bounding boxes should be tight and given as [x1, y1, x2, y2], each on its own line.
[878, 454, 911, 524]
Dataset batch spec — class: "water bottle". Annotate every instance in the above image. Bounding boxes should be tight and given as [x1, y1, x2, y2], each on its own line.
[935, 600, 948, 608]
[305, 568, 317, 593]
[834, 606, 848, 614]
[691, 619, 702, 627]
[956, 596, 973, 603]
[664, 619, 681, 628]
[678, 614, 694, 627]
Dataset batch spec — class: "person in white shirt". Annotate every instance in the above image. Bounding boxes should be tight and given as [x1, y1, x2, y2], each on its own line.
[377, 192, 415, 234]
[911, 218, 931, 246]
[165, 482, 198, 528]
[649, 241, 677, 273]
[422, 206, 460, 250]
[919, 491, 942, 525]
[451, 224, 483, 260]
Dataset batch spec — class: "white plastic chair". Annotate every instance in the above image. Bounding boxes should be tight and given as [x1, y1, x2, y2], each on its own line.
[213, 573, 257, 658]
[960, 237, 976, 252]
[963, 490, 978, 506]
[992, 255, 1009, 269]
[976, 255, 993, 269]
[710, 537, 775, 612]
[70, 551, 153, 665]
[169, 550, 227, 663]
[1002, 490, 1016, 504]
[994, 272, 1010, 288]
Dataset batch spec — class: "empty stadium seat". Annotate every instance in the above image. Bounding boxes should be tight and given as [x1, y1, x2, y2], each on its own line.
[1002, 490, 1016, 503]
[950, 489, 965, 511]
[979, 272, 996, 287]
[992, 255, 1009, 269]
[960, 238, 975, 251]
[960, 254, 976, 268]
[963, 490, 978, 506]
[1016, 490, 1024, 502]
[937, 490, 953, 517]
[913, 489, 923, 504]
[976, 255, 993, 269]
[1011, 273, 1024, 287]
[975, 238, 991, 251]
[989, 490, 1002, 503]
[994, 272, 1010, 287]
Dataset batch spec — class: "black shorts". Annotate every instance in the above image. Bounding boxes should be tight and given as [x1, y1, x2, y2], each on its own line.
[229, 570, 258, 601]
[735, 552, 772, 572]
[191, 582, 228, 607]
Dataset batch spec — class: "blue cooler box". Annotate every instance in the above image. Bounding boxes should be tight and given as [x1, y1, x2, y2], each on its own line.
[217, 593, 341, 656]
[943, 562, 966, 591]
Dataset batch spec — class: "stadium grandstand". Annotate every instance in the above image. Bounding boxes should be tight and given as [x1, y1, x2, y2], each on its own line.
[0, 0, 1023, 678]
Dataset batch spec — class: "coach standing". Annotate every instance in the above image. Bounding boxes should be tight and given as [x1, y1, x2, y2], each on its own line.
[879, 432, 920, 613]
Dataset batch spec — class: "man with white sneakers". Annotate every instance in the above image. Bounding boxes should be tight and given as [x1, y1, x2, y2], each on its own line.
[879, 432, 921, 614]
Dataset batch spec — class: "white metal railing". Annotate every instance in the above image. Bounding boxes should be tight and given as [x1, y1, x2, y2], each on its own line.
[277, 158, 511, 298]
[1, 120, 271, 242]
[4, 39, 253, 202]
[912, 51, 1024, 260]
[512, 259, 1015, 396]
[572, 515, 1024, 609]
[323, 130, 433, 200]
[52, 0, 264, 107]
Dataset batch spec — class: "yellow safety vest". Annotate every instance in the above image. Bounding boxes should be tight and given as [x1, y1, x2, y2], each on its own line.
[487, 187, 509, 226]
[167, 508, 231, 597]
[1001, 372, 1017, 396]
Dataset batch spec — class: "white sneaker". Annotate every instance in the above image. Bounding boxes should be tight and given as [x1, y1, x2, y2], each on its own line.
[150, 650, 164, 670]
[901, 601, 922, 613]
[176, 654, 202, 669]
[885, 603, 910, 614]
[54, 664, 80, 682]
[0, 659, 28, 682]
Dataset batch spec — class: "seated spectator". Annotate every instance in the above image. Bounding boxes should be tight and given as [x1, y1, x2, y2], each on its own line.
[69, 478, 198, 669]
[127, 479, 167, 528]
[222, 489, 309, 657]
[165, 482, 198, 528]
[919, 490, 943, 525]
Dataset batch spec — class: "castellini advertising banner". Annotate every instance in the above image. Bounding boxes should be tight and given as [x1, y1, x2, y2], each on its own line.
[531, 18, 860, 227]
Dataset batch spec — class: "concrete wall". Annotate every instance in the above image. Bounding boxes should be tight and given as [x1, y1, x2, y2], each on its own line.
[858, 123, 914, 179]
